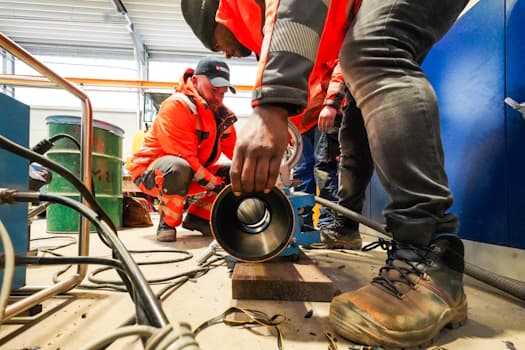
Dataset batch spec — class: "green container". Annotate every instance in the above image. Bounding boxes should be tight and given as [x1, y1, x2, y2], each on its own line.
[45, 115, 125, 233]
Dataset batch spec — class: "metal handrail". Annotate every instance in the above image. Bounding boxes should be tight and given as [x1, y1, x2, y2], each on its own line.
[0, 32, 92, 321]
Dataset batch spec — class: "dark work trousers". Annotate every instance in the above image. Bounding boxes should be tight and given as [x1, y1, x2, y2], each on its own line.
[293, 124, 340, 229]
[336, 98, 374, 232]
[314, 119, 341, 228]
[339, 0, 469, 245]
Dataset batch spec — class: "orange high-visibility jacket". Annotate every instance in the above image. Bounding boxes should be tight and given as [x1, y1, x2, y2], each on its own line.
[289, 59, 346, 133]
[130, 68, 237, 186]
[216, 0, 356, 132]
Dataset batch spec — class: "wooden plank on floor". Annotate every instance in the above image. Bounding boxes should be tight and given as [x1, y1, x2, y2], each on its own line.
[231, 253, 340, 301]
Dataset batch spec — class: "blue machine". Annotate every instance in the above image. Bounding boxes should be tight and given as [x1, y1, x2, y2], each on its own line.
[0, 92, 30, 290]
[279, 190, 320, 259]
[364, 0, 525, 249]
[210, 185, 321, 265]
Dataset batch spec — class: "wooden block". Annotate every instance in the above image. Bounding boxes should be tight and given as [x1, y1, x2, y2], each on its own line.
[231, 253, 340, 301]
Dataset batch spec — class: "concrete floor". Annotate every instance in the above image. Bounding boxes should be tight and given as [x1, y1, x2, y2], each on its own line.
[1, 213, 524, 350]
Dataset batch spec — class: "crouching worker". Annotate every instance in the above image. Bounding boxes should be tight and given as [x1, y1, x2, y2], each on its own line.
[130, 57, 237, 242]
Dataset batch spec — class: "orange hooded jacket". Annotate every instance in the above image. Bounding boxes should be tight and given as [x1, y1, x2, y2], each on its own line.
[216, 0, 353, 133]
[130, 68, 237, 187]
[216, 0, 359, 123]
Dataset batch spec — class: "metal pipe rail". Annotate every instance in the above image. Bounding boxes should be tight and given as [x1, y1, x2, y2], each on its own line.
[0, 74, 255, 91]
[0, 32, 92, 321]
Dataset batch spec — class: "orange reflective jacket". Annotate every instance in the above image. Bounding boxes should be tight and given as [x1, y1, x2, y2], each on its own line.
[216, 0, 356, 132]
[289, 59, 346, 133]
[131, 69, 237, 184]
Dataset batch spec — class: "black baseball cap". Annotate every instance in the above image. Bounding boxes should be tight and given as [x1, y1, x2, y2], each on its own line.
[195, 57, 236, 94]
[181, 0, 219, 52]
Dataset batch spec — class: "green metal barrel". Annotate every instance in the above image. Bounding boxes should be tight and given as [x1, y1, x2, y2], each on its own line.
[45, 116, 124, 233]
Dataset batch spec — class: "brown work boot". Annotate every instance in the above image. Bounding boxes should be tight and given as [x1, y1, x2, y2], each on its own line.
[318, 221, 362, 250]
[182, 213, 211, 236]
[156, 216, 177, 242]
[329, 236, 467, 348]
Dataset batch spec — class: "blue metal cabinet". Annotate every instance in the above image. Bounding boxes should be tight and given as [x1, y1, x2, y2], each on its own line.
[0, 93, 30, 289]
[505, 0, 525, 249]
[365, 0, 525, 249]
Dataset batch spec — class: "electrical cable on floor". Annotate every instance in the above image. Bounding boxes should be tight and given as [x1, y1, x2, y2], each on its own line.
[78, 324, 198, 350]
[0, 219, 15, 325]
[30, 132, 156, 329]
[9, 255, 129, 293]
[128, 249, 193, 265]
[6, 191, 170, 328]
[30, 235, 77, 256]
[117, 255, 228, 333]
[156, 265, 222, 301]
[325, 331, 340, 350]
[11, 191, 204, 348]
[12, 255, 123, 270]
[52, 264, 129, 292]
[29, 233, 199, 292]
[86, 249, 194, 291]
[78, 260, 225, 348]
[192, 306, 286, 350]
[28, 229, 220, 297]
[0, 134, 205, 347]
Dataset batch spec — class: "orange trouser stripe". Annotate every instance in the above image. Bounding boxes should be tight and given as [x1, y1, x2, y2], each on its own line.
[160, 194, 185, 227]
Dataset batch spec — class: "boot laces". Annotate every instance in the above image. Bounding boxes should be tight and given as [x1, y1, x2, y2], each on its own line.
[362, 239, 432, 298]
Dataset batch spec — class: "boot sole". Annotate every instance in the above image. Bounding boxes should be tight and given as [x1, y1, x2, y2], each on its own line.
[182, 222, 211, 236]
[330, 296, 468, 349]
[157, 231, 177, 242]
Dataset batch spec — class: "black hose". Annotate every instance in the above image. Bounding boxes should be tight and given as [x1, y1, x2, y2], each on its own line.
[32, 133, 81, 155]
[315, 196, 388, 236]
[48, 133, 82, 150]
[315, 196, 525, 302]
[12, 191, 169, 328]
[464, 262, 525, 301]
[11, 255, 123, 270]
[37, 133, 97, 198]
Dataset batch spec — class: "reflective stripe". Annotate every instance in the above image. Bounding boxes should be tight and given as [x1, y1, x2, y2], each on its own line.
[173, 92, 202, 131]
[270, 21, 319, 62]
[160, 194, 185, 226]
[173, 92, 197, 114]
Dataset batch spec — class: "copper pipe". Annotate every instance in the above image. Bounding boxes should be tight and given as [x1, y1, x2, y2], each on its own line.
[2, 275, 83, 321]
[0, 74, 254, 91]
[0, 32, 91, 317]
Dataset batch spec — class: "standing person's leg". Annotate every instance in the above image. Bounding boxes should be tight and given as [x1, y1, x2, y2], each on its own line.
[314, 126, 340, 228]
[331, 0, 469, 347]
[319, 96, 373, 250]
[292, 126, 318, 229]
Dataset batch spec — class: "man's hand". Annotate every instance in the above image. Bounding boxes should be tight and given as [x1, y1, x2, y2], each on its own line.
[317, 105, 338, 132]
[230, 105, 289, 195]
[209, 175, 226, 193]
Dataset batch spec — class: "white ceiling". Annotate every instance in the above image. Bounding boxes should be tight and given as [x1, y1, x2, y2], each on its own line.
[0, 0, 212, 61]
